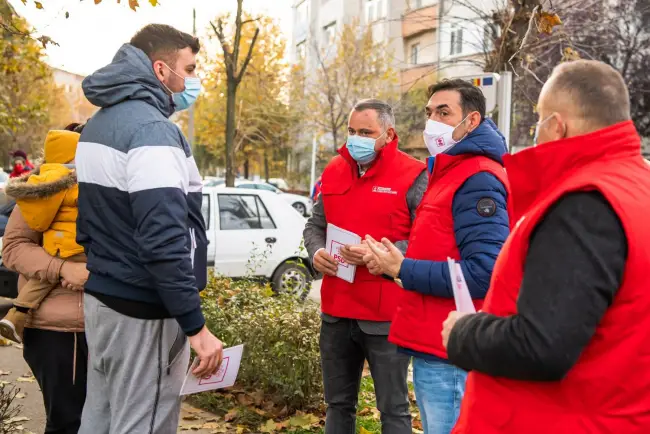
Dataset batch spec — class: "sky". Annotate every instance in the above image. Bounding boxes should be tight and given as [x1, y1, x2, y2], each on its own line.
[8, 0, 294, 76]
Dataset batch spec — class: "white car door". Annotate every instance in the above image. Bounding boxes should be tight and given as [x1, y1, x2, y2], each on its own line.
[201, 191, 217, 266]
[213, 192, 280, 278]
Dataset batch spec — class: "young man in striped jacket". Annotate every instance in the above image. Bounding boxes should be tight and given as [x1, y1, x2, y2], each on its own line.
[75, 24, 222, 433]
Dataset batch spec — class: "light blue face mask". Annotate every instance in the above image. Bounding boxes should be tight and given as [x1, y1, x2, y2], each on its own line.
[162, 63, 202, 112]
[347, 131, 387, 165]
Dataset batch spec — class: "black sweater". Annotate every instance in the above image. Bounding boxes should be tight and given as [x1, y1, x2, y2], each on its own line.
[447, 191, 627, 381]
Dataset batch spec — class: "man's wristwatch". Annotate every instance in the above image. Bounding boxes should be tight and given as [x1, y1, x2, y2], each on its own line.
[394, 277, 404, 288]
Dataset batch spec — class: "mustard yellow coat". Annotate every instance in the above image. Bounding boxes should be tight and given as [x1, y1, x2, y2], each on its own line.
[5, 163, 83, 258]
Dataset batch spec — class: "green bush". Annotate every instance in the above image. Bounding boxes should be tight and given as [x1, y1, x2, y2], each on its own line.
[201, 274, 323, 410]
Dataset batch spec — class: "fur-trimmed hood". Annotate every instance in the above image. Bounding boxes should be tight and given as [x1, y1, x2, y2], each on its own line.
[5, 164, 77, 200]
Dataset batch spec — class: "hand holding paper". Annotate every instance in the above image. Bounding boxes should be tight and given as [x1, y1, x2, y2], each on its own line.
[447, 258, 476, 313]
[326, 224, 362, 283]
[180, 345, 244, 396]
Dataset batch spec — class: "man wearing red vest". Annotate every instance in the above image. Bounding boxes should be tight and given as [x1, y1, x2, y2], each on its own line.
[440, 61, 650, 433]
[304, 99, 427, 434]
[364, 80, 511, 434]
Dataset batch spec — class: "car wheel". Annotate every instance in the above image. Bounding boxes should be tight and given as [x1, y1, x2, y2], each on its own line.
[272, 261, 313, 301]
[292, 202, 307, 216]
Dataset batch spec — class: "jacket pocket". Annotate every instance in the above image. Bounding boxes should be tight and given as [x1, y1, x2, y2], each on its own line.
[189, 227, 208, 291]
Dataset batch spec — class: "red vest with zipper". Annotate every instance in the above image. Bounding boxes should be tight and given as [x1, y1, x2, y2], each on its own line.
[320, 137, 425, 321]
[388, 154, 511, 358]
[453, 121, 650, 434]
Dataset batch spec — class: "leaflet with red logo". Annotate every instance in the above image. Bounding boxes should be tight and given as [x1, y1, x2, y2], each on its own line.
[180, 345, 244, 396]
[447, 258, 476, 313]
[326, 223, 362, 283]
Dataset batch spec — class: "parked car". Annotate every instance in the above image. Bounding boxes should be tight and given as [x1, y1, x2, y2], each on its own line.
[202, 187, 314, 297]
[267, 178, 290, 191]
[0, 188, 315, 300]
[218, 181, 313, 217]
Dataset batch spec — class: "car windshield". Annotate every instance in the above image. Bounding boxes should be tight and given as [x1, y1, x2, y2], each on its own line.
[204, 179, 225, 187]
[257, 183, 280, 193]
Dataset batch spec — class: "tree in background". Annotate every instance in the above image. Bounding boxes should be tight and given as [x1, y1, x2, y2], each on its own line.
[300, 21, 399, 153]
[394, 86, 430, 160]
[0, 12, 71, 165]
[452, 0, 650, 146]
[211, 0, 259, 187]
[191, 13, 296, 182]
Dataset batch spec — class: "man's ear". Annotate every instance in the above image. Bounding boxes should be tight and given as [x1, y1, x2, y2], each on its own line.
[470, 111, 482, 132]
[386, 127, 396, 143]
[152, 60, 166, 82]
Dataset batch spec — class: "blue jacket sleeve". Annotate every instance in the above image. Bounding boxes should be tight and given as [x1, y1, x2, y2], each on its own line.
[126, 122, 205, 335]
[398, 171, 510, 298]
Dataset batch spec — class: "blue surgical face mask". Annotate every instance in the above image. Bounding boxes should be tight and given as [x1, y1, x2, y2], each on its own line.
[162, 63, 202, 112]
[347, 131, 387, 164]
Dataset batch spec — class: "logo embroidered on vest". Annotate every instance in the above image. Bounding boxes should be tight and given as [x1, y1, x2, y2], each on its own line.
[372, 186, 398, 195]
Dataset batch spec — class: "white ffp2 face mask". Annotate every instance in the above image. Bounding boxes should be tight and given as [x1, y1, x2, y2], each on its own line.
[422, 114, 471, 156]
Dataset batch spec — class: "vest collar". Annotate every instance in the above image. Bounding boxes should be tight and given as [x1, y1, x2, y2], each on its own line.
[504, 120, 641, 219]
[339, 134, 400, 179]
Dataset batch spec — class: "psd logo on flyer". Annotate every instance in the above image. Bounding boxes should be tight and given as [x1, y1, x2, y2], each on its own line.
[330, 241, 350, 268]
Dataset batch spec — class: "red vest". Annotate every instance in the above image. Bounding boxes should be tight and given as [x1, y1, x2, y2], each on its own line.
[453, 121, 650, 434]
[320, 137, 425, 321]
[389, 154, 511, 358]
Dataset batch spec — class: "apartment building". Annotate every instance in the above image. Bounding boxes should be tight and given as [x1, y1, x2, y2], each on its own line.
[290, 0, 498, 162]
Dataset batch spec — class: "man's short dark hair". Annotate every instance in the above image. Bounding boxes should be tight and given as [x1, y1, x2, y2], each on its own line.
[428, 79, 487, 121]
[353, 99, 395, 130]
[130, 24, 200, 66]
[549, 60, 630, 128]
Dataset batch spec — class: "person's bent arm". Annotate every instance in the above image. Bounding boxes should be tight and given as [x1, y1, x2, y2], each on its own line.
[398, 172, 509, 298]
[2, 206, 65, 284]
[127, 122, 204, 336]
[447, 192, 626, 381]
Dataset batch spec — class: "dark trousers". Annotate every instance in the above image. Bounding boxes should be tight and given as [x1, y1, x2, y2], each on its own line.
[23, 328, 88, 434]
[320, 319, 411, 434]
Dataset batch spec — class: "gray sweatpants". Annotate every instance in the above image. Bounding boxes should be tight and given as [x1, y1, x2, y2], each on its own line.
[79, 294, 190, 434]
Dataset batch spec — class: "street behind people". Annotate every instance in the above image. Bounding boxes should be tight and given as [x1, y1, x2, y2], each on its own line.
[364, 79, 511, 434]
[2, 125, 90, 434]
[0, 130, 86, 344]
[304, 99, 427, 434]
[443, 60, 650, 434]
[75, 24, 221, 434]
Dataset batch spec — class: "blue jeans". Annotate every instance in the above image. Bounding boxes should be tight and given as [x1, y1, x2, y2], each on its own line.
[413, 357, 467, 434]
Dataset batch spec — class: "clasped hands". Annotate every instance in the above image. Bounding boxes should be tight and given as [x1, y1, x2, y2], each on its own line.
[312, 235, 405, 279]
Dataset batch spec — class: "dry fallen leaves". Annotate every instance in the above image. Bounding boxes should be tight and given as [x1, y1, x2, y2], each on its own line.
[6, 416, 30, 424]
[562, 47, 582, 62]
[224, 408, 239, 422]
[0, 370, 10, 376]
[289, 411, 320, 429]
[537, 11, 563, 35]
[16, 376, 36, 383]
[34, 1, 43, 10]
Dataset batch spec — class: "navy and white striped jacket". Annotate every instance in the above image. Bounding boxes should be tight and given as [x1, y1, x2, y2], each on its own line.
[76, 44, 208, 334]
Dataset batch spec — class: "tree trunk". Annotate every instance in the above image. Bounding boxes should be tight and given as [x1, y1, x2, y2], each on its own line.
[224, 79, 237, 187]
[243, 155, 249, 179]
[264, 147, 270, 182]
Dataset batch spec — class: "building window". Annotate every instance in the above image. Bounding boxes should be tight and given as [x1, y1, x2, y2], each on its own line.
[450, 28, 463, 55]
[296, 0, 310, 26]
[365, 0, 385, 23]
[410, 43, 420, 65]
[484, 22, 499, 51]
[323, 22, 337, 46]
[296, 41, 306, 62]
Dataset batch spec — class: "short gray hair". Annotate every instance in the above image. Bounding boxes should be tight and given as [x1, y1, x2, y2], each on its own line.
[353, 99, 395, 130]
[549, 60, 630, 128]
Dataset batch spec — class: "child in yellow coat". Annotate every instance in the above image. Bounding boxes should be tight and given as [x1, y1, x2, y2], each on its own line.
[0, 130, 86, 343]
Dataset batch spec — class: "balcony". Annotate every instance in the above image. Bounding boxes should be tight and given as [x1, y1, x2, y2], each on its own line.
[402, 5, 438, 40]
[401, 63, 438, 93]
